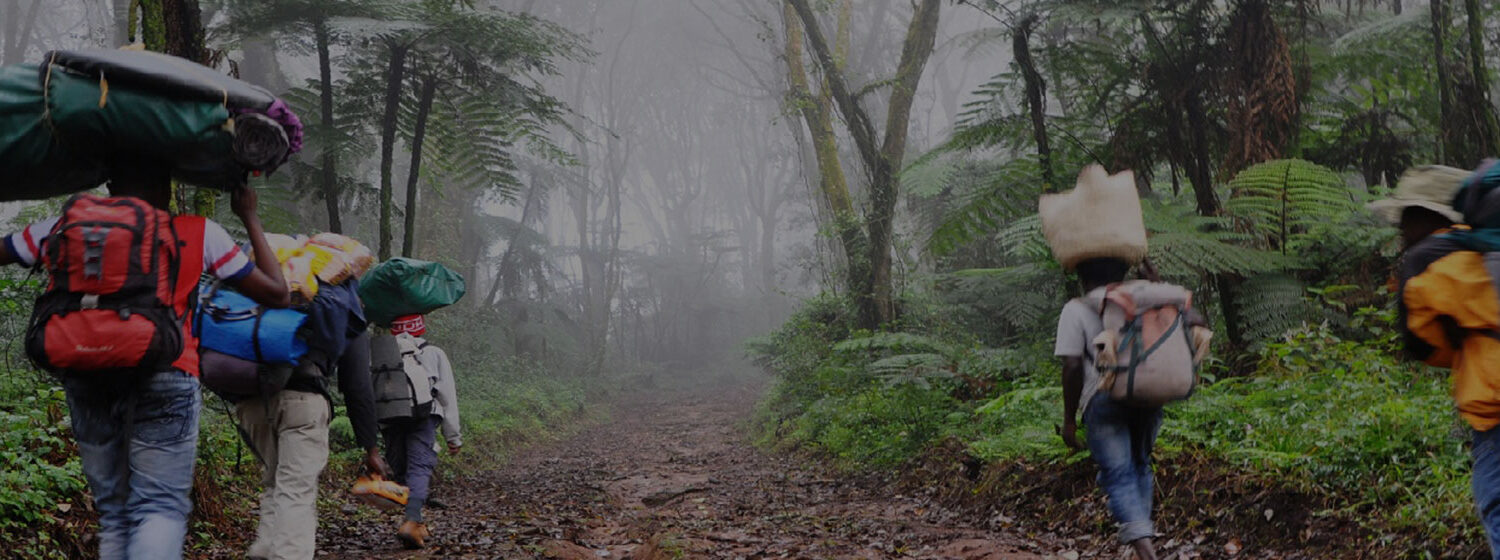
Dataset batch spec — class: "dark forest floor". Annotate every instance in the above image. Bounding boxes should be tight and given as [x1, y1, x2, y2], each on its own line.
[306, 376, 1346, 560]
[313, 380, 1068, 559]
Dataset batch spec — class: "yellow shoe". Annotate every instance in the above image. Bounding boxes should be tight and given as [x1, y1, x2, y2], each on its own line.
[397, 520, 430, 549]
[351, 475, 408, 512]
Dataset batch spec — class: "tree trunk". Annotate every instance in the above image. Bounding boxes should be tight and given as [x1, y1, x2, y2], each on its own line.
[782, 1, 863, 290]
[1184, 92, 1219, 216]
[402, 75, 437, 258]
[1462, 0, 1500, 157]
[1432, 0, 1457, 164]
[377, 43, 408, 260]
[488, 187, 537, 305]
[314, 18, 342, 233]
[789, 0, 940, 328]
[162, 0, 215, 217]
[1013, 14, 1054, 192]
[161, 0, 206, 63]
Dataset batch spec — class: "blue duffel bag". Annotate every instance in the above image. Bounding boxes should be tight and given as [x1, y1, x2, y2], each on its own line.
[195, 282, 309, 365]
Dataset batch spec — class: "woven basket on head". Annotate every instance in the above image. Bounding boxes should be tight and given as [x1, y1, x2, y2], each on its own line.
[1039, 165, 1148, 270]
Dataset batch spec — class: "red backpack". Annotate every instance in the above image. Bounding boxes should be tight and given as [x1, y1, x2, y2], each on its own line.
[25, 194, 204, 376]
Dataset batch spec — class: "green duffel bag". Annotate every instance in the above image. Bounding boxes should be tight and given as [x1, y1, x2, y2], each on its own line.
[0, 50, 296, 201]
[358, 258, 467, 327]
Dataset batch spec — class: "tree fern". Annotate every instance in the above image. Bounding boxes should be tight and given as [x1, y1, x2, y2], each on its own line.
[925, 158, 1043, 255]
[1233, 273, 1314, 347]
[1143, 200, 1291, 279]
[1224, 159, 1358, 255]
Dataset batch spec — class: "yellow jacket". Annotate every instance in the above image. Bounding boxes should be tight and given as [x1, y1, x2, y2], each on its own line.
[1404, 248, 1500, 430]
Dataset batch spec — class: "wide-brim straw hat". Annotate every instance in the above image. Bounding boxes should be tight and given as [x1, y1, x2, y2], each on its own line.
[1367, 165, 1472, 224]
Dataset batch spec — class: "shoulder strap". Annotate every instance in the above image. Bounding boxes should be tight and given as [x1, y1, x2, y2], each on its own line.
[171, 216, 207, 314]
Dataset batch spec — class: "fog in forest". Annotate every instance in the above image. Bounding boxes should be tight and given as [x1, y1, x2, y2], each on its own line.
[0, 0, 993, 372]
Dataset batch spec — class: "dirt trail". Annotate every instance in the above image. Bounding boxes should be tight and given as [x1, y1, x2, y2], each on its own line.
[317, 381, 1061, 559]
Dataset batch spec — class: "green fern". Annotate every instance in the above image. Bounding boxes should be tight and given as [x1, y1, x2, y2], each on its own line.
[925, 158, 1044, 256]
[1233, 273, 1315, 346]
[832, 332, 958, 358]
[1224, 159, 1358, 255]
[1143, 201, 1291, 279]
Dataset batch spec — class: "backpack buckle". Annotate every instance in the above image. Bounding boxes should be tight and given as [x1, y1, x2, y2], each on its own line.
[82, 229, 107, 279]
[80, 294, 99, 310]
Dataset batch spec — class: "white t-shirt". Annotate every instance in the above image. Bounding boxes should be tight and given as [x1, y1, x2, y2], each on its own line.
[1054, 288, 1106, 417]
[6, 216, 255, 282]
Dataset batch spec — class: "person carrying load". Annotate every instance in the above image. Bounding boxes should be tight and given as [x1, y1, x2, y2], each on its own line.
[0, 159, 290, 560]
[0, 47, 301, 560]
[1042, 165, 1211, 560]
[374, 313, 461, 549]
[195, 232, 388, 560]
[359, 257, 466, 549]
[1381, 163, 1500, 557]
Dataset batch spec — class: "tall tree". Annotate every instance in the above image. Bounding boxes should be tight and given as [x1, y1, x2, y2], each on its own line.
[1222, 0, 1297, 174]
[376, 40, 408, 260]
[219, 0, 395, 232]
[787, 0, 941, 328]
[1013, 14, 1054, 192]
[1461, 0, 1500, 159]
[782, 0, 862, 288]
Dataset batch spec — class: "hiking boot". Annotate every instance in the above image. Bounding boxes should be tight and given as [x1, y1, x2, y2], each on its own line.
[397, 520, 430, 549]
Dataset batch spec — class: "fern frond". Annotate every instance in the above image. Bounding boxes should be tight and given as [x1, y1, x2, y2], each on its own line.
[1234, 273, 1315, 345]
[1224, 159, 1358, 253]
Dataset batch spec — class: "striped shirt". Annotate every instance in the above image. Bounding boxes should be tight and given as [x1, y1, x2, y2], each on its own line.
[5, 216, 254, 282]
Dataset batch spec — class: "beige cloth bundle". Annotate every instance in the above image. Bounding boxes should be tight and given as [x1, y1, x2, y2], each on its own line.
[1039, 165, 1148, 270]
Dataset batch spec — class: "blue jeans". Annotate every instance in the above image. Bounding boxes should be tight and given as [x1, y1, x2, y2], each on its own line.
[1472, 428, 1500, 559]
[382, 415, 439, 522]
[64, 370, 201, 560]
[1084, 392, 1163, 544]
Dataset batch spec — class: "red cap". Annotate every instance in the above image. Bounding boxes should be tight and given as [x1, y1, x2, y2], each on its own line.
[390, 314, 426, 336]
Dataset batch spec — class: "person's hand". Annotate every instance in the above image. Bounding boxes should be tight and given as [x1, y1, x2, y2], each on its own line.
[1057, 420, 1083, 452]
[447, 443, 461, 455]
[364, 448, 392, 479]
[230, 183, 259, 221]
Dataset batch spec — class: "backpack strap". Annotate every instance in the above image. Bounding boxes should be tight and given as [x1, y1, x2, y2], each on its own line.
[169, 216, 206, 375]
[171, 216, 207, 314]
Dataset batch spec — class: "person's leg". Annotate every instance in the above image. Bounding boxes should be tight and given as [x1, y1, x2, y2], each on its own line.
[1128, 406, 1165, 526]
[382, 420, 410, 485]
[63, 379, 130, 560]
[402, 416, 440, 522]
[1470, 427, 1500, 559]
[1084, 394, 1154, 547]
[265, 391, 331, 560]
[1125, 405, 1164, 560]
[235, 397, 282, 560]
[123, 370, 201, 560]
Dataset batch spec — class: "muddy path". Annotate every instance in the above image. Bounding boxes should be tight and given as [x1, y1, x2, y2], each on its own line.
[316, 380, 1063, 559]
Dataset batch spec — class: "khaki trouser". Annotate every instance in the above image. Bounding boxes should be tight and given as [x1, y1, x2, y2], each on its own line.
[235, 391, 331, 560]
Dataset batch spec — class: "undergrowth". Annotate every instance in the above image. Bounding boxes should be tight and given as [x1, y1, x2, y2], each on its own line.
[750, 295, 1479, 554]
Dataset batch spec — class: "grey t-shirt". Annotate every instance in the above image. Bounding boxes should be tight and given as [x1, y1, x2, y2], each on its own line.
[1055, 289, 1105, 417]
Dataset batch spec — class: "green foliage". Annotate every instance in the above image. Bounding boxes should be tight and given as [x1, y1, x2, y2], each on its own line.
[0, 384, 84, 554]
[1224, 159, 1361, 255]
[755, 290, 1477, 548]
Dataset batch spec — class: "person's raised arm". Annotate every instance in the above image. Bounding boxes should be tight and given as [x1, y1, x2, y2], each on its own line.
[225, 185, 291, 308]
